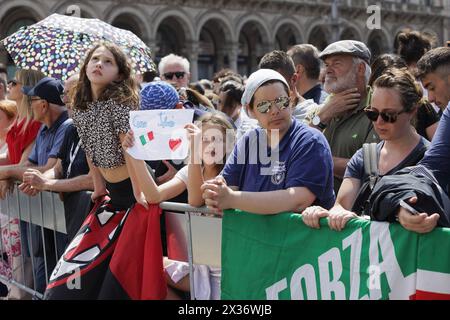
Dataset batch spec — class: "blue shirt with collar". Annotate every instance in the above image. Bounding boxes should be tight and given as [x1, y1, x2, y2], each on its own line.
[29, 111, 72, 166]
[221, 117, 335, 209]
[303, 84, 328, 105]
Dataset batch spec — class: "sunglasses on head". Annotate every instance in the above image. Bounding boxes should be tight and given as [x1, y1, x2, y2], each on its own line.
[163, 72, 186, 80]
[256, 96, 290, 114]
[7, 79, 20, 86]
[364, 107, 405, 123]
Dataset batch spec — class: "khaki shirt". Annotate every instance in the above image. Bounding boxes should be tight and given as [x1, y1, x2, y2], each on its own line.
[323, 89, 379, 192]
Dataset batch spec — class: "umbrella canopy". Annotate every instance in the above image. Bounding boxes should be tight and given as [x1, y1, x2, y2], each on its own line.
[3, 13, 155, 81]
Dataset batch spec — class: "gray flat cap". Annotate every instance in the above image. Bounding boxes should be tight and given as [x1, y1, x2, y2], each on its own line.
[319, 40, 371, 63]
[241, 69, 289, 106]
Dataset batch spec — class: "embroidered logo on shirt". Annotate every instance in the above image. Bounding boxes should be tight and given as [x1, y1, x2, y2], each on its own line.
[352, 133, 358, 139]
[271, 161, 286, 185]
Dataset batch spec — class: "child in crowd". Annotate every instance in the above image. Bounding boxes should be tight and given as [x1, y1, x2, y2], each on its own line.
[202, 69, 335, 215]
[123, 109, 236, 300]
[45, 42, 142, 299]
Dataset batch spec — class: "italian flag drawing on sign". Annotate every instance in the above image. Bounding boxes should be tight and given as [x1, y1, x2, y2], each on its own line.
[139, 131, 154, 146]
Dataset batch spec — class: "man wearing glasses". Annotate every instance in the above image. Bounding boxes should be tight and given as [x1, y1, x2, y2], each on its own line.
[158, 53, 190, 90]
[0, 77, 72, 295]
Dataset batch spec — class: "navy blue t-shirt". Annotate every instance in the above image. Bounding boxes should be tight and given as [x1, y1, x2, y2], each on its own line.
[57, 123, 89, 179]
[303, 84, 328, 105]
[221, 118, 335, 209]
[420, 102, 450, 192]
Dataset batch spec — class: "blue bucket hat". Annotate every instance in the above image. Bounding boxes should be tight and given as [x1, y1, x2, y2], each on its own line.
[140, 81, 179, 110]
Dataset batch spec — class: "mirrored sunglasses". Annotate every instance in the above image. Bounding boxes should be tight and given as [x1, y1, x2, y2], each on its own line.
[256, 96, 290, 114]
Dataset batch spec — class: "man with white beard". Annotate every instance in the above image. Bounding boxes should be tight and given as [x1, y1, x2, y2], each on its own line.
[309, 40, 379, 192]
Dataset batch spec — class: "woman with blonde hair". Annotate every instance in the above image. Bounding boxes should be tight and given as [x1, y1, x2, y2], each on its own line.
[0, 69, 44, 300]
[2, 69, 44, 166]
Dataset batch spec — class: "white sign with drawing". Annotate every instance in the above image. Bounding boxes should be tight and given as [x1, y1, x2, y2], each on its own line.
[127, 109, 194, 160]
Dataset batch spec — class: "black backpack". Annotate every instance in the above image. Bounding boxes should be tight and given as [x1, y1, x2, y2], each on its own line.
[351, 143, 379, 216]
[351, 142, 428, 216]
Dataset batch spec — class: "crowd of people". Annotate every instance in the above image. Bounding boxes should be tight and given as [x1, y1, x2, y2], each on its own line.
[0, 28, 450, 300]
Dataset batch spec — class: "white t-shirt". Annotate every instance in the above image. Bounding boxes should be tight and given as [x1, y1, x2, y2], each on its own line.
[174, 165, 189, 185]
[234, 110, 258, 141]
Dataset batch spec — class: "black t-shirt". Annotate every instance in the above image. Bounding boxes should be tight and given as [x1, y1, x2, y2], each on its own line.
[415, 103, 440, 139]
[57, 124, 89, 179]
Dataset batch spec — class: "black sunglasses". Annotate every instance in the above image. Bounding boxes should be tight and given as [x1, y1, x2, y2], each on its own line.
[163, 72, 186, 80]
[256, 96, 290, 114]
[364, 107, 405, 123]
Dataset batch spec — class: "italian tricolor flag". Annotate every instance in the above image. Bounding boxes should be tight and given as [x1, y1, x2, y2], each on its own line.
[139, 131, 154, 146]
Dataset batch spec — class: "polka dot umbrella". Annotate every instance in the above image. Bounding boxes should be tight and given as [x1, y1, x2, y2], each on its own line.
[2, 13, 155, 81]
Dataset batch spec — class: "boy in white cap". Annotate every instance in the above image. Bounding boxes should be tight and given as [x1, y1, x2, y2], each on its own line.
[202, 69, 335, 215]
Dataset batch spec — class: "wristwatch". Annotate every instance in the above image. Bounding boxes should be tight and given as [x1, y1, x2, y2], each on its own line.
[312, 115, 327, 130]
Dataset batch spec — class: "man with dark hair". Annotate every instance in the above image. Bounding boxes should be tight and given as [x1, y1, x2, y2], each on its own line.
[258, 50, 320, 123]
[396, 46, 450, 233]
[258, 50, 296, 84]
[287, 44, 328, 104]
[416, 46, 450, 110]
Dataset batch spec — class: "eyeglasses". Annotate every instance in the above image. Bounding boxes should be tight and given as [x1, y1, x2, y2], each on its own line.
[256, 96, 290, 114]
[7, 79, 20, 86]
[364, 107, 405, 123]
[163, 72, 186, 80]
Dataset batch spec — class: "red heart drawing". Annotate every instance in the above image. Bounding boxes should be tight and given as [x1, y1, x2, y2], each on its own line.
[169, 138, 182, 151]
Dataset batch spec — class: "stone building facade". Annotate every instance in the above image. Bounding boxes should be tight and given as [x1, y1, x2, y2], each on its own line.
[0, 0, 449, 80]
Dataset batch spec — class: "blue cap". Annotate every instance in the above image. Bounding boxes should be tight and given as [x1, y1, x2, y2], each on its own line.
[22, 77, 65, 106]
[140, 81, 179, 110]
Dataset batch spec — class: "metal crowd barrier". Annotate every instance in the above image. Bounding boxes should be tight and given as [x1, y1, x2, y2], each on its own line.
[0, 184, 66, 300]
[0, 184, 221, 300]
[161, 202, 222, 300]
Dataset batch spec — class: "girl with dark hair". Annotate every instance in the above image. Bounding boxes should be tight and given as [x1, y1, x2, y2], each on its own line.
[44, 42, 148, 299]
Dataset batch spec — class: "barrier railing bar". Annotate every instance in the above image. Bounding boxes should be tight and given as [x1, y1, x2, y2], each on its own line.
[51, 193, 58, 267]
[15, 184, 27, 290]
[159, 202, 217, 215]
[0, 274, 43, 299]
[38, 192, 49, 289]
[26, 192, 37, 292]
